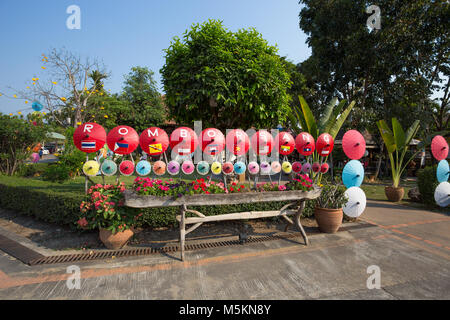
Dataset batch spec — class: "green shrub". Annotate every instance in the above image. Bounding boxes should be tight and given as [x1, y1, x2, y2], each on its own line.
[42, 164, 71, 183]
[417, 165, 439, 205]
[0, 176, 315, 229]
[58, 150, 85, 177]
[17, 163, 49, 177]
[0, 177, 84, 227]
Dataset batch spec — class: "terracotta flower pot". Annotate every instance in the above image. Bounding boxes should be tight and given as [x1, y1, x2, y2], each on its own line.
[314, 207, 343, 233]
[385, 186, 404, 202]
[99, 228, 134, 250]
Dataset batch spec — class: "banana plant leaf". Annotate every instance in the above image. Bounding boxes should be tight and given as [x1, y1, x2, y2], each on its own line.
[377, 120, 397, 153]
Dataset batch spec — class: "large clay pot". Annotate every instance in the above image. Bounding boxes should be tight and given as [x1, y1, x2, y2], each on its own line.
[99, 228, 134, 250]
[314, 207, 343, 233]
[385, 186, 404, 202]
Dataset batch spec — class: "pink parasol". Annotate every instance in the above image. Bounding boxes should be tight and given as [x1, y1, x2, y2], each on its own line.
[342, 130, 366, 160]
[431, 136, 449, 161]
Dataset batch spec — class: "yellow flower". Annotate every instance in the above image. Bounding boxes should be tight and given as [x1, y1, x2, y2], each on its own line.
[91, 115, 95, 118]
[41, 66, 46, 69]
[18, 111, 22, 115]
[25, 101, 28, 104]
[104, 115, 108, 118]
[26, 86, 30, 89]
[9, 113, 12, 116]
[13, 94, 17, 98]
[60, 97, 67, 102]
[32, 82, 36, 85]
[52, 81, 57, 85]
[42, 112, 46, 115]
[35, 78, 39, 81]
[100, 107, 104, 110]
[81, 109, 84, 112]
[86, 90, 90, 94]
[71, 107, 75, 111]
[77, 122, 82, 126]
[0, 93, 2, 96]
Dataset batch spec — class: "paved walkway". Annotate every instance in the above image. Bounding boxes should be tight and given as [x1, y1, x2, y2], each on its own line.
[0, 200, 449, 299]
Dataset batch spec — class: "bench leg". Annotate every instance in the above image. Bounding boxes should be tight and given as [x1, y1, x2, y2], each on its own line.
[179, 205, 186, 261]
[295, 200, 309, 245]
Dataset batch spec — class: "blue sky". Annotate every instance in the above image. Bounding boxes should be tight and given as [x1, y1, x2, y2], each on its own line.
[0, 0, 310, 114]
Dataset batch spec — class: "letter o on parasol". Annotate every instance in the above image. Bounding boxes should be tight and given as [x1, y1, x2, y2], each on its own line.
[201, 128, 225, 156]
[226, 129, 249, 156]
[170, 127, 198, 156]
[107, 126, 139, 155]
[73, 122, 107, 153]
[139, 127, 169, 156]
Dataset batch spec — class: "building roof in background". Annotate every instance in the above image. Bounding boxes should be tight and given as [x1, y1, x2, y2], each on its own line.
[46, 132, 66, 140]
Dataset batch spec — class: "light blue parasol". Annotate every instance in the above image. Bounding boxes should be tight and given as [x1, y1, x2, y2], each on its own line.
[136, 160, 152, 176]
[101, 159, 117, 176]
[234, 161, 246, 175]
[342, 160, 364, 188]
[437, 160, 449, 183]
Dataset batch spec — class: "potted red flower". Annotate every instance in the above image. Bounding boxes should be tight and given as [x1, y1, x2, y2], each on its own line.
[77, 183, 143, 249]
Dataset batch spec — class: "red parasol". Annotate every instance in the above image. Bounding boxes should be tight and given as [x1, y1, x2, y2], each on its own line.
[312, 162, 321, 173]
[170, 127, 199, 156]
[119, 160, 135, 176]
[320, 163, 330, 173]
[316, 133, 334, 157]
[222, 162, 234, 175]
[292, 162, 302, 173]
[226, 129, 249, 156]
[251, 130, 274, 156]
[342, 130, 366, 160]
[431, 136, 449, 161]
[139, 127, 169, 156]
[107, 126, 139, 155]
[275, 132, 295, 155]
[201, 128, 225, 156]
[73, 122, 107, 153]
[295, 132, 315, 156]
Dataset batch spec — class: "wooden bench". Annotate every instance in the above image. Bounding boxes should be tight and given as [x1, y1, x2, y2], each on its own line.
[124, 187, 322, 261]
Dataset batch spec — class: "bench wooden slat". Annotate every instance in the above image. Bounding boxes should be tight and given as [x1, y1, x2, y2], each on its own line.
[176, 209, 298, 224]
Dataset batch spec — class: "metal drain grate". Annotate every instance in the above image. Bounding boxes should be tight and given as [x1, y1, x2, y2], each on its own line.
[22, 222, 376, 266]
[28, 233, 304, 266]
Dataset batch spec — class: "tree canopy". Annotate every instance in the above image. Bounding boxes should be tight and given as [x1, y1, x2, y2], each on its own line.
[161, 19, 292, 130]
[298, 0, 449, 135]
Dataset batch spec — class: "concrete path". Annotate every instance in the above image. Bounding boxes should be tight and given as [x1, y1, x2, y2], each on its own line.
[0, 200, 449, 300]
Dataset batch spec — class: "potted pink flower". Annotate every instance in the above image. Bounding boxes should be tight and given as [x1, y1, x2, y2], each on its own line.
[77, 183, 143, 249]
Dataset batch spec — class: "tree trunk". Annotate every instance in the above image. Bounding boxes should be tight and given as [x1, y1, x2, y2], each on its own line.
[374, 143, 384, 180]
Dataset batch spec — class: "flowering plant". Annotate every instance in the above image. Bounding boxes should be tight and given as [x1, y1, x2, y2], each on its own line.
[77, 183, 142, 234]
[284, 174, 314, 192]
[133, 177, 247, 196]
[256, 182, 287, 192]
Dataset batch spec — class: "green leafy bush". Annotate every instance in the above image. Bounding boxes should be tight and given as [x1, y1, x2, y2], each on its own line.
[0, 113, 47, 175]
[58, 150, 85, 177]
[42, 164, 71, 183]
[17, 163, 49, 177]
[417, 165, 438, 205]
[0, 176, 314, 230]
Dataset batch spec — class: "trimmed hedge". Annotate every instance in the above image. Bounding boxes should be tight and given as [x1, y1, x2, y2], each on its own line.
[0, 176, 315, 229]
[417, 165, 439, 205]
